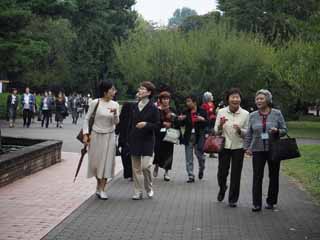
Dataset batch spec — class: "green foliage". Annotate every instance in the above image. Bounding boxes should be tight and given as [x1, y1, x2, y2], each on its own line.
[69, 0, 137, 93]
[168, 7, 198, 28]
[0, 0, 136, 94]
[217, 0, 320, 44]
[114, 23, 278, 104]
[274, 41, 320, 109]
[179, 11, 221, 32]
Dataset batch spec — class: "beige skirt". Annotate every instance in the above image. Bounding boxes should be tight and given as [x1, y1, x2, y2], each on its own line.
[87, 130, 116, 179]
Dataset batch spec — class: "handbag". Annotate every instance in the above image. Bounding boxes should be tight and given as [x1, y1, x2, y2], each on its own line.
[76, 100, 100, 143]
[269, 134, 301, 161]
[203, 135, 225, 153]
[163, 128, 181, 144]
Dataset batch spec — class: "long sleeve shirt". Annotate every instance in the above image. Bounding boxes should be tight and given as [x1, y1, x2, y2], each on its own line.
[83, 99, 120, 134]
[244, 109, 287, 152]
[214, 106, 249, 150]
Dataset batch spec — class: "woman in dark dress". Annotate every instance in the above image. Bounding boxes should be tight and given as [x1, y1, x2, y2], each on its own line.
[116, 102, 134, 180]
[153, 91, 177, 181]
[55, 92, 67, 128]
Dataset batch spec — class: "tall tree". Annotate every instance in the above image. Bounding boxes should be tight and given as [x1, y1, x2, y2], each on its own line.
[168, 7, 197, 28]
[218, 0, 320, 43]
[70, 0, 137, 94]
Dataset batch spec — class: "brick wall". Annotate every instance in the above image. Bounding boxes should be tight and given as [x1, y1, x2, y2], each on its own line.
[0, 137, 62, 188]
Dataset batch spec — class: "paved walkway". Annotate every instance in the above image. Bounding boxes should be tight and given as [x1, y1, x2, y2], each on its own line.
[0, 152, 123, 240]
[1, 117, 320, 240]
[43, 146, 320, 240]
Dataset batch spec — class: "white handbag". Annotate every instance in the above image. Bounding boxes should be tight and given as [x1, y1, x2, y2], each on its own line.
[163, 128, 181, 144]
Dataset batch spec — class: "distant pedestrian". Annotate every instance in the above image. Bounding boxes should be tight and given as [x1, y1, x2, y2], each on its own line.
[48, 91, 55, 123]
[55, 92, 67, 128]
[214, 88, 249, 208]
[202, 91, 216, 131]
[129, 81, 160, 200]
[40, 91, 54, 128]
[178, 95, 208, 183]
[7, 88, 19, 128]
[83, 80, 119, 200]
[70, 93, 81, 124]
[21, 87, 35, 128]
[244, 89, 288, 212]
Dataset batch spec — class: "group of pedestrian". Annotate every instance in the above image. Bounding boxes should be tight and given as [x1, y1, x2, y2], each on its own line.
[6, 87, 93, 129]
[82, 80, 288, 213]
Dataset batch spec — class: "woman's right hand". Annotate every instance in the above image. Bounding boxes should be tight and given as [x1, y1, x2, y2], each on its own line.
[219, 116, 228, 127]
[83, 134, 89, 146]
[245, 149, 252, 156]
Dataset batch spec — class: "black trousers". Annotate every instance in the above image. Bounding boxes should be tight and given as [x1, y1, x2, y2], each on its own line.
[23, 109, 32, 127]
[120, 145, 133, 178]
[42, 110, 50, 128]
[252, 151, 280, 207]
[217, 148, 244, 203]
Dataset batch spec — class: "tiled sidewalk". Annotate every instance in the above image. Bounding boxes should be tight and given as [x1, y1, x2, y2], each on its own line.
[0, 152, 123, 240]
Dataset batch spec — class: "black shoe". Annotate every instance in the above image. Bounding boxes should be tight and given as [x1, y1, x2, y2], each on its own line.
[229, 202, 237, 208]
[187, 178, 195, 183]
[252, 206, 262, 212]
[265, 204, 274, 210]
[198, 171, 204, 180]
[217, 186, 227, 202]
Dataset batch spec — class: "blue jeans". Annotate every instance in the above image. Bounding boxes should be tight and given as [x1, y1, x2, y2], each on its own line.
[184, 135, 205, 178]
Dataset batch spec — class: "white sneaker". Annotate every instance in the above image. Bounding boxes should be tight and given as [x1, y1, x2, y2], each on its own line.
[99, 191, 108, 200]
[147, 189, 154, 199]
[164, 173, 170, 181]
[132, 192, 143, 200]
[96, 191, 100, 197]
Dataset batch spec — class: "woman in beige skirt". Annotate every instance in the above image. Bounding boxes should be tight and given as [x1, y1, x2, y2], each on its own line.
[83, 80, 119, 200]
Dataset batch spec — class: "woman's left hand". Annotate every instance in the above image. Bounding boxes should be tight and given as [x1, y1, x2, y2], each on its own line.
[136, 122, 146, 129]
[197, 116, 205, 122]
[269, 128, 279, 133]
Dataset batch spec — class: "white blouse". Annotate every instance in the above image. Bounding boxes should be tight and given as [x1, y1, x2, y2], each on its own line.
[83, 98, 120, 134]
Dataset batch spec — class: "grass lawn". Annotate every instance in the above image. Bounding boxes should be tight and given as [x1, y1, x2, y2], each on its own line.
[282, 145, 320, 203]
[287, 121, 320, 139]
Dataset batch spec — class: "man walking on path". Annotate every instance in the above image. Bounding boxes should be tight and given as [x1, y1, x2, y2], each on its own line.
[129, 81, 160, 200]
[21, 87, 35, 128]
[7, 88, 19, 128]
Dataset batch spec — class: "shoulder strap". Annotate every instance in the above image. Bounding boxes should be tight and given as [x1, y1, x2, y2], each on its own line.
[92, 99, 100, 118]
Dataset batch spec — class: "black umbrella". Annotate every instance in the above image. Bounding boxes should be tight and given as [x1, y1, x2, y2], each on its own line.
[73, 146, 88, 182]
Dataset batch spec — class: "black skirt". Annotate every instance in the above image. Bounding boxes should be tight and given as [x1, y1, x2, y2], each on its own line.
[153, 132, 174, 170]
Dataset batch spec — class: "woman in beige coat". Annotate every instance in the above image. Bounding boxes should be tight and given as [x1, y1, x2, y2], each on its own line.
[83, 80, 120, 200]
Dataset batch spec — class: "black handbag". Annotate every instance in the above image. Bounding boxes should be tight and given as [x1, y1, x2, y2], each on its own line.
[76, 100, 99, 143]
[269, 134, 301, 161]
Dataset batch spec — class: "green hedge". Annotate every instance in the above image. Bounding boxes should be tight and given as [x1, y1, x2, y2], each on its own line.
[0, 93, 42, 119]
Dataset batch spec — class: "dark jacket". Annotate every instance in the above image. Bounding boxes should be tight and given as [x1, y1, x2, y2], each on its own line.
[129, 100, 160, 156]
[179, 107, 208, 145]
[40, 96, 54, 111]
[116, 102, 135, 147]
[21, 93, 36, 111]
[7, 94, 19, 110]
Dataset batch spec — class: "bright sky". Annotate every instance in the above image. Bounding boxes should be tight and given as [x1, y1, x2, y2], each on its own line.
[134, 0, 218, 25]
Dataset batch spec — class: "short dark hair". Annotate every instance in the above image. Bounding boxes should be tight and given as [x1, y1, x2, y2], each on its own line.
[99, 80, 114, 98]
[225, 88, 242, 103]
[186, 94, 198, 103]
[140, 81, 156, 98]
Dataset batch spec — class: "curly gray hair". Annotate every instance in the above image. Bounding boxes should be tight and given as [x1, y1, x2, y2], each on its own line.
[256, 89, 272, 105]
